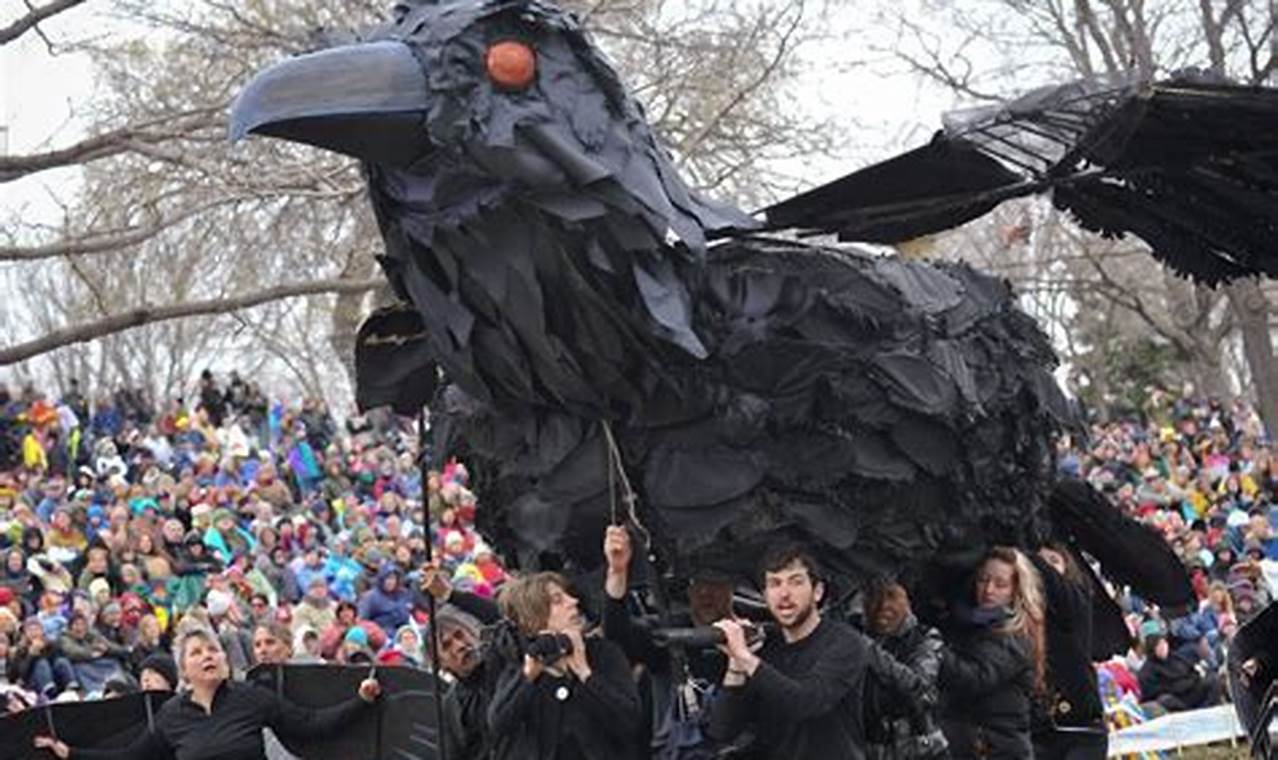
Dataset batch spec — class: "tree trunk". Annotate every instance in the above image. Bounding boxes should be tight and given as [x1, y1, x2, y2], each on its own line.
[328, 252, 378, 392]
[1229, 278, 1278, 435]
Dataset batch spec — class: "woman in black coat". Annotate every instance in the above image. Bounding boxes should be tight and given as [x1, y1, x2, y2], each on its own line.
[861, 581, 949, 759]
[1030, 545, 1107, 759]
[940, 546, 1046, 760]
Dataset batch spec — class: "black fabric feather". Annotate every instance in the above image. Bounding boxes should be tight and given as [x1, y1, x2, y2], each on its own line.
[1227, 601, 1278, 755]
[1048, 478, 1194, 609]
[764, 73, 1278, 285]
[231, 0, 1193, 615]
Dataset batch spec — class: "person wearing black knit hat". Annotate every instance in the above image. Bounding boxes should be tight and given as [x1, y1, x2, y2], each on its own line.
[139, 652, 178, 692]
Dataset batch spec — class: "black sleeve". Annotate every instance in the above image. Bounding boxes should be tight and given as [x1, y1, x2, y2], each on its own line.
[861, 627, 943, 713]
[441, 684, 475, 760]
[487, 661, 539, 734]
[450, 590, 501, 624]
[1029, 553, 1087, 629]
[706, 683, 753, 744]
[940, 634, 1030, 699]
[575, 639, 642, 737]
[743, 628, 866, 723]
[601, 595, 662, 668]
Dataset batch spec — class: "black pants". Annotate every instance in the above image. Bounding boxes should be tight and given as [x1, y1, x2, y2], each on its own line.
[1032, 729, 1107, 760]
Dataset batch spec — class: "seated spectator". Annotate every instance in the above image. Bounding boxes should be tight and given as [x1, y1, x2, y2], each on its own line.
[204, 508, 255, 564]
[386, 625, 423, 667]
[9, 617, 77, 698]
[294, 578, 338, 637]
[251, 621, 296, 666]
[58, 612, 127, 694]
[292, 626, 323, 664]
[357, 564, 412, 634]
[314, 599, 353, 658]
[338, 625, 375, 665]
[137, 652, 177, 692]
[205, 588, 253, 678]
[128, 613, 166, 676]
[1137, 632, 1218, 712]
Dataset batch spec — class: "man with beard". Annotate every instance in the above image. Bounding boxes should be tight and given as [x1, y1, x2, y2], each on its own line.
[708, 544, 868, 760]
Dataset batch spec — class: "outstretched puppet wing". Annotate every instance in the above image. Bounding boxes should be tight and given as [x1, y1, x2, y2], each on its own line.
[0, 691, 169, 760]
[763, 73, 1278, 285]
[247, 663, 444, 760]
[1227, 601, 1278, 757]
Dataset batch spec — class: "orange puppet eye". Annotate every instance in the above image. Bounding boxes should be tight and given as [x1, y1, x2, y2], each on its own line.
[486, 40, 537, 90]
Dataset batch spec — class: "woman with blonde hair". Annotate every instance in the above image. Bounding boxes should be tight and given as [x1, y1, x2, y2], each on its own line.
[940, 546, 1046, 759]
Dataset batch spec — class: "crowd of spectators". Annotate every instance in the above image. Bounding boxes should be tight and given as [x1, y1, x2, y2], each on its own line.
[1064, 387, 1278, 728]
[0, 371, 505, 711]
[2, 371, 1276, 754]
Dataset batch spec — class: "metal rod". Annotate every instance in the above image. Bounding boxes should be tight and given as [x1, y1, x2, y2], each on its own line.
[418, 406, 448, 760]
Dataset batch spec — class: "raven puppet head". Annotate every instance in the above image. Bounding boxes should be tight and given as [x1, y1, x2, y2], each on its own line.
[232, 0, 757, 396]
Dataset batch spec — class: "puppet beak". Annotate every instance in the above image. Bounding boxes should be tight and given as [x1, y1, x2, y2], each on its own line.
[229, 41, 433, 167]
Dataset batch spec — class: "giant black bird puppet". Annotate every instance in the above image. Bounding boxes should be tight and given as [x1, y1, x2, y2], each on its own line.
[227, 0, 1277, 629]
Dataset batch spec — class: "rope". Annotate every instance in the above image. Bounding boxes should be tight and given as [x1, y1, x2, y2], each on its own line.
[601, 420, 650, 550]
[600, 420, 697, 712]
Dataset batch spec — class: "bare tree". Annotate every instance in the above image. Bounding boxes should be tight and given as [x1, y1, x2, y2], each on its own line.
[878, 0, 1278, 426]
[3, 0, 839, 404]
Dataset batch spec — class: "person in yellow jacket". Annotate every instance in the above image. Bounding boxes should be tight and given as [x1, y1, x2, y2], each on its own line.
[22, 429, 47, 473]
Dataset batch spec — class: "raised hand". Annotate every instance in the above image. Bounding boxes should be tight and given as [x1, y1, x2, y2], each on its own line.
[34, 736, 70, 759]
[603, 525, 632, 600]
[420, 560, 452, 601]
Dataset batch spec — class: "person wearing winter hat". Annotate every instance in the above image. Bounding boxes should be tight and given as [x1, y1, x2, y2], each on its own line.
[86, 577, 111, 608]
[138, 652, 178, 692]
[1138, 632, 1218, 713]
[339, 624, 373, 664]
[391, 624, 423, 667]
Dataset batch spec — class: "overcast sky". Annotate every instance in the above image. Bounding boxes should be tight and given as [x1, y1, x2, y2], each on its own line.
[0, 1, 962, 223]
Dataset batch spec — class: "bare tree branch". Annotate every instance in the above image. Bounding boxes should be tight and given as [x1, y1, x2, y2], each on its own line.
[0, 0, 85, 46]
[0, 108, 225, 183]
[0, 277, 382, 365]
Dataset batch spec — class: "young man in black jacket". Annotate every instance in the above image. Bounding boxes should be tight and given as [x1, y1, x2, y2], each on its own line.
[707, 543, 868, 760]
